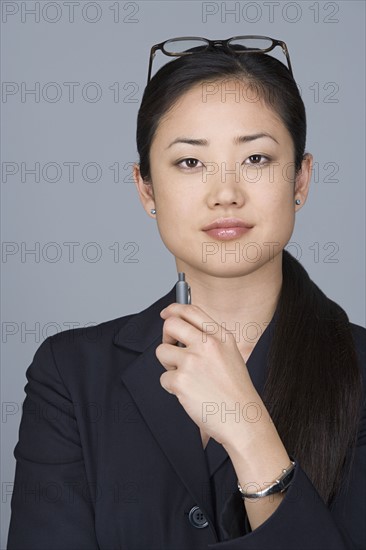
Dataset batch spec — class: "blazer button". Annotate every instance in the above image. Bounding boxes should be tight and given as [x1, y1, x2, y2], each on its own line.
[188, 506, 209, 529]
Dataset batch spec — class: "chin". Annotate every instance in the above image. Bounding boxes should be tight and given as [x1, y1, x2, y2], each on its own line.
[185, 257, 267, 278]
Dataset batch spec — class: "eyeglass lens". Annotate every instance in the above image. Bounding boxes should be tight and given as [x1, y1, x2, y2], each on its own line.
[162, 37, 274, 55]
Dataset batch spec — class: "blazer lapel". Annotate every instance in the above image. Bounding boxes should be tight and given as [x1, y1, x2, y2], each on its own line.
[113, 284, 279, 525]
[113, 286, 216, 525]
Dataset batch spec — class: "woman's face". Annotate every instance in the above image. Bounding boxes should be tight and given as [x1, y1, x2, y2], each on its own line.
[134, 79, 312, 277]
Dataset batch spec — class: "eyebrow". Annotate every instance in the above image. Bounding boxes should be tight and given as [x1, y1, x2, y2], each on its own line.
[166, 132, 279, 149]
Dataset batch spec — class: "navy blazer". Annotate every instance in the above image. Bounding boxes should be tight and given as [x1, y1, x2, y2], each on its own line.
[7, 284, 366, 549]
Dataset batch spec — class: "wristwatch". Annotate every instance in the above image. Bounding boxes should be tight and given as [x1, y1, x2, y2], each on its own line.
[237, 459, 296, 500]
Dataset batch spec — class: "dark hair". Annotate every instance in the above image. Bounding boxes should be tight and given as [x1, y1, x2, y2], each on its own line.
[137, 46, 305, 181]
[135, 46, 363, 505]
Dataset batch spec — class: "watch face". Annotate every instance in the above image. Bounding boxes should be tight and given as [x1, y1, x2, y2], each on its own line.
[238, 461, 296, 499]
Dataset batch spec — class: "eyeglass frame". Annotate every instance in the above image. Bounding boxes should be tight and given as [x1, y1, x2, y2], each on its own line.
[147, 35, 294, 84]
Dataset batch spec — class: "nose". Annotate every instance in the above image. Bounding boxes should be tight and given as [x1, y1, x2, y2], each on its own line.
[206, 161, 246, 208]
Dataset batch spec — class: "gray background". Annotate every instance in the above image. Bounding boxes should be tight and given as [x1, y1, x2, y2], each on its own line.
[1, 0, 365, 545]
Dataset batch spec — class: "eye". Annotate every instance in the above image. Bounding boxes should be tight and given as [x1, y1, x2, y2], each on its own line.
[245, 154, 271, 165]
[175, 158, 202, 170]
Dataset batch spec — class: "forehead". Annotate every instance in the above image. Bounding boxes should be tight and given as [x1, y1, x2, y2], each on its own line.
[151, 79, 289, 147]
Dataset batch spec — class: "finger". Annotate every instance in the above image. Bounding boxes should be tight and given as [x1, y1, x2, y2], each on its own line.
[162, 315, 199, 347]
[161, 316, 183, 346]
[160, 370, 177, 395]
[155, 342, 182, 371]
[161, 303, 220, 339]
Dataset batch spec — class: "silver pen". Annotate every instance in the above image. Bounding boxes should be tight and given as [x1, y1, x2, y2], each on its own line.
[175, 272, 191, 347]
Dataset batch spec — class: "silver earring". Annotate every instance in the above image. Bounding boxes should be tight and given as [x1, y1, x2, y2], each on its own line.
[150, 208, 156, 215]
[295, 199, 301, 205]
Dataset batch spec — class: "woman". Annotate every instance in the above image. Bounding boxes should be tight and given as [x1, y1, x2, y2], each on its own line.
[7, 36, 365, 549]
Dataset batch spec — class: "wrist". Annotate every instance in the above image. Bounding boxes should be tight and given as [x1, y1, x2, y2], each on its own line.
[220, 399, 277, 457]
[222, 419, 291, 492]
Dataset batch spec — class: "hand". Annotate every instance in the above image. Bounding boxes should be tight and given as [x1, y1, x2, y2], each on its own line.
[156, 303, 260, 448]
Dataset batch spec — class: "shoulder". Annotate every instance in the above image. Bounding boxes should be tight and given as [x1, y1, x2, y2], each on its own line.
[22, 284, 177, 399]
[348, 323, 366, 446]
[48, 312, 134, 351]
[40, 285, 175, 378]
[349, 322, 366, 377]
[349, 322, 366, 351]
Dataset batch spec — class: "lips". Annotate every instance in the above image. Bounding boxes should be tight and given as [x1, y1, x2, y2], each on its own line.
[202, 217, 253, 231]
[202, 218, 254, 241]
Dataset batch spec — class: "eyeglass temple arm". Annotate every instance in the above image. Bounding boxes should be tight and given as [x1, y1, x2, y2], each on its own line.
[147, 45, 161, 84]
[279, 41, 294, 78]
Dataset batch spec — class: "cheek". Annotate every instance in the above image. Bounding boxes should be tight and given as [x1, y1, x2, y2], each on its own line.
[256, 181, 296, 239]
[154, 190, 193, 224]
[153, 190, 193, 253]
[271, 195, 295, 227]
[151, 167, 202, 219]
[254, 181, 292, 213]
[155, 215, 194, 259]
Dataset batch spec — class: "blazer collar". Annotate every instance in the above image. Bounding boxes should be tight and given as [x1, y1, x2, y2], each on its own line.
[113, 284, 279, 531]
[113, 285, 176, 352]
[113, 283, 279, 391]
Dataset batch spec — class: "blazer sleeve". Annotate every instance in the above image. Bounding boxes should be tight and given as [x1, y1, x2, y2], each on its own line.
[213, 443, 366, 550]
[210, 328, 366, 550]
[6, 336, 100, 550]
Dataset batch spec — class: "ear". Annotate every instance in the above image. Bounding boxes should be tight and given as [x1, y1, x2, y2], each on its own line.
[132, 163, 156, 219]
[294, 153, 313, 211]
